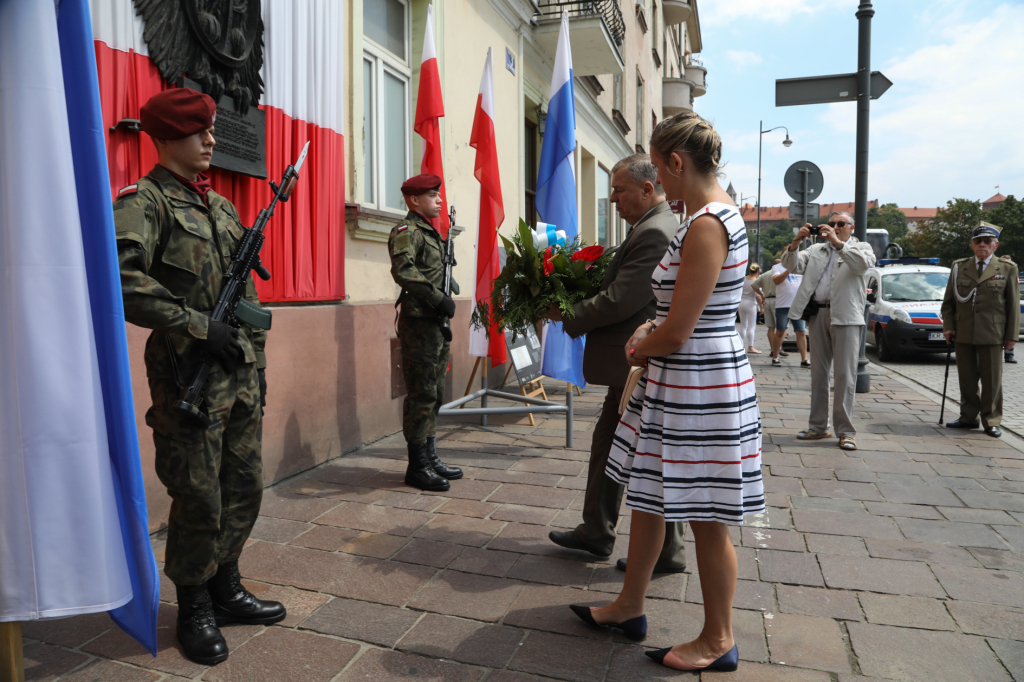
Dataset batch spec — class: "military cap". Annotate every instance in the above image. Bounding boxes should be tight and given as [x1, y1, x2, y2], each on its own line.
[140, 88, 217, 140]
[401, 174, 442, 196]
[971, 221, 1002, 240]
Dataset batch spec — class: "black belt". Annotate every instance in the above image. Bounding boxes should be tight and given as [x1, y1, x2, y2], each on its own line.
[765, 296, 775, 299]
[818, 302, 831, 307]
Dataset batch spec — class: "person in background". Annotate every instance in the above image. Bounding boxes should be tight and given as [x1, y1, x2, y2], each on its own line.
[738, 263, 762, 354]
[769, 260, 808, 368]
[752, 259, 788, 357]
[1000, 254, 1018, 364]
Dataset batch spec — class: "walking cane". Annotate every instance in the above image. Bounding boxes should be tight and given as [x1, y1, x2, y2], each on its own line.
[939, 342, 953, 425]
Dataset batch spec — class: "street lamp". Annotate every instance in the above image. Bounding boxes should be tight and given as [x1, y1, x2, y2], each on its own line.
[755, 121, 793, 267]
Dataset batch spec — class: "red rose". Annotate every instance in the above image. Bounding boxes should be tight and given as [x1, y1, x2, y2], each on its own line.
[543, 246, 555, 276]
[571, 245, 605, 263]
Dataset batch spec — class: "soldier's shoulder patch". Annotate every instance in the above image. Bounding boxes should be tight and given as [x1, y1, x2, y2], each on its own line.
[396, 225, 408, 232]
[1000, 255, 1016, 264]
[117, 184, 138, 198]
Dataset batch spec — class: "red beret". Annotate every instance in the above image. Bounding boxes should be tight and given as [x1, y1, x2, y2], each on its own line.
[140, 88, 217, 140]
[401, 173, 442, 196]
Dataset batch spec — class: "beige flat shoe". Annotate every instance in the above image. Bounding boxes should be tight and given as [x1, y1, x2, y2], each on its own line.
[839, 435, 857, 450]
[797, 429, 833, 440]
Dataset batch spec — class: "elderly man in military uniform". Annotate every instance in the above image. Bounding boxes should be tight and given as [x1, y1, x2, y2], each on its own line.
[389, 174, 463, 492]
[114, 88, 284, 665]
[942, 222, 1020, 438]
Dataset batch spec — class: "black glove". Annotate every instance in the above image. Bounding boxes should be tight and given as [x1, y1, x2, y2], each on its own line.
[257, 368, 267, 407]
[198, 320, 243, 372]
[437, 294, 457, 319]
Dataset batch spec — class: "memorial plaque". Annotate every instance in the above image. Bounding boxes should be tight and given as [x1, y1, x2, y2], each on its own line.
[178, 77, 267, 178]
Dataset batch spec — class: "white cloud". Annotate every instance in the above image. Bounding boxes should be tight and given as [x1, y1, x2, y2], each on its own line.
[725, 50, 763, 69]
[702, 0, 848, 27]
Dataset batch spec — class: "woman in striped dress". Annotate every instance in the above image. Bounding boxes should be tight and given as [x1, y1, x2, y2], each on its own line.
[569, 112, 763, 672]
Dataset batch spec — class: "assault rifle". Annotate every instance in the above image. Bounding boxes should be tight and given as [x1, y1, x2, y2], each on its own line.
[174, 141, 310, 426]
[440, 206, 456, 342]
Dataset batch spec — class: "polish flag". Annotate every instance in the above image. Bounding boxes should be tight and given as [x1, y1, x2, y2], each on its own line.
[415, 5, 450, 237]
[468, 48, 506, 365]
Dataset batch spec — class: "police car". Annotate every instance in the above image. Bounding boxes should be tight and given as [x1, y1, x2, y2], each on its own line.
[866, 258, 951, 361]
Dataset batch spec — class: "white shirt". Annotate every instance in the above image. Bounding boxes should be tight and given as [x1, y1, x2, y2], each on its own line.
[813, 244, 843, 303]
[773, 263, 802, 308]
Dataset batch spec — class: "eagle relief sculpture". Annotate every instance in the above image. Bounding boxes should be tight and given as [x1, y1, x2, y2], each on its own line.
[134, 0, 264, 113]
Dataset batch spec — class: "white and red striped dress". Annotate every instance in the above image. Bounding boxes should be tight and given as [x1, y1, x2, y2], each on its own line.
[606, 202, 764, 524]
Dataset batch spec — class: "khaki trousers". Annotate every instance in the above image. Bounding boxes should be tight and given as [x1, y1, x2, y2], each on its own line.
[575, 387, 686, 565]
[955, 343, 1003, 427]
[808, 309, 862, 437]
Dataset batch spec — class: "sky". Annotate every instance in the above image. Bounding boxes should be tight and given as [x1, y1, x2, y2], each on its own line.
[695, 0, 1024, 212]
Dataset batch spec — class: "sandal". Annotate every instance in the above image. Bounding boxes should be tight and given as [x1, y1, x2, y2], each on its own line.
[798, 429, 832, 440]
[839, 435, 857, 450]
[748, 347, 762, 354]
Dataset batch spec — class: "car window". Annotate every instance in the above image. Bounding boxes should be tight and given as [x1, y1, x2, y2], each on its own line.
[867, 277, 879, 298]
[882, 272, 949, 302]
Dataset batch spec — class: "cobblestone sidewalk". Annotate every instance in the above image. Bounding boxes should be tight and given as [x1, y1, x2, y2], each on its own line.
[21, 330, 1024, 682]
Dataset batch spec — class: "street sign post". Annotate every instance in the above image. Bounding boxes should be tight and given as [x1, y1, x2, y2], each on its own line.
[784, 160, 823, 229]
[789, 202, 820, 224]
[776, 72, 892, 107]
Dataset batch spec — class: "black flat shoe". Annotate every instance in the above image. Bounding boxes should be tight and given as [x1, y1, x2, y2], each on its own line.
[985, 426, 1002, 438]
[548, 530, 611, 558]
[569, 604, 647, 641]
[615, 558, 686, 574]
[946, 419, 980, 429]
[645, 644, 739, 672]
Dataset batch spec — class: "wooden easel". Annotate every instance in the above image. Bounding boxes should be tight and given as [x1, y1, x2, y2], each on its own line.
[0, 621, 25, 682]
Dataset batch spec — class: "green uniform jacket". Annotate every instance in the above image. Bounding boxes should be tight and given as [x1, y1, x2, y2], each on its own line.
[388, 211, 458, 319]
[941, 256, 1020, 345]
[113, 165, 268, 381]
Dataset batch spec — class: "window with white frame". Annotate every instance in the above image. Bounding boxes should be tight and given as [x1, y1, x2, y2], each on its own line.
[363, 0, 411, 212]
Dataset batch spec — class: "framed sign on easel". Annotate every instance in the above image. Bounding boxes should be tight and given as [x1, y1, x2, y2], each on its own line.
[500, 327, 547, 425]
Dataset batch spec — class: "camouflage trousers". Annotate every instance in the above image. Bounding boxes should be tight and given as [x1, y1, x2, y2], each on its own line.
[147, 361, 263, 586]
[398, 316, 450, 445]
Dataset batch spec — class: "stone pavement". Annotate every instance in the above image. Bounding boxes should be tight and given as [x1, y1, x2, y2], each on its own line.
[21, 327, 1024, 682]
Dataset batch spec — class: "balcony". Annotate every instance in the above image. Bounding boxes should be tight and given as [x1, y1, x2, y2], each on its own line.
[662, 77, 693, 116]
[685, 62, 707, 97]
[662, 0, 691, 25]
[534, 0, 625, 76]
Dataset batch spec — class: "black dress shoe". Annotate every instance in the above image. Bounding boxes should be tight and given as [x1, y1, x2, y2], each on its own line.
[175, 583, 229, 665]
[615, 558, 686, 574]
[548, 530, 611, 558]
[405, 442, 450, 491]
[426, 436, 463, 480]
[208, 560, 287, 626]
[946, 419, 980, 429]
[985, 426, 1003, 438]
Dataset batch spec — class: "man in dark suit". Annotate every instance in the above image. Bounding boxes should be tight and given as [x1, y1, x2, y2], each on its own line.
[545, 154, 686, 573]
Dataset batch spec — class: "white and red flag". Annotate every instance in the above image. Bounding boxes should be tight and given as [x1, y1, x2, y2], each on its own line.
[468, 47, 506, 365]
[414, 4, 450, 237]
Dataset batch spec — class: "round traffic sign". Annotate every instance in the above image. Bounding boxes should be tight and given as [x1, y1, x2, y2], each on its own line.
[783, 161, 824, 202]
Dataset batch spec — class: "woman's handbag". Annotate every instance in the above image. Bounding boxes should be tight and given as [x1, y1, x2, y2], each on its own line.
[619, 365, 647, 414]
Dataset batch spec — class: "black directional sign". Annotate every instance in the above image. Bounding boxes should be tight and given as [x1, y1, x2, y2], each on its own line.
[776, 72, 893, 107]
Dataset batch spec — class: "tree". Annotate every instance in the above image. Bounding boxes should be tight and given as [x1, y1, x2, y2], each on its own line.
[749, 219, 797, 270]
[867, 203, 908, 241]
[987, 195, 1024, 262]
[910, 199, 984, 265]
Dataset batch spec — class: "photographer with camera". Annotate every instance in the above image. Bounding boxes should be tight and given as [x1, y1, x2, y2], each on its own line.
[780, 212, 875, 451]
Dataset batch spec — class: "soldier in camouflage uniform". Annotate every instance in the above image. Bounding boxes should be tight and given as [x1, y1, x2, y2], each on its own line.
[942, 222, 1020, 439]
[114, 89, 284, 666]
[389, 174, 463, 492]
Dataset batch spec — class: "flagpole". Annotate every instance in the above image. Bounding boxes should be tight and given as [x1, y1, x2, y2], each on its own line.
[0, 622, 25, 682]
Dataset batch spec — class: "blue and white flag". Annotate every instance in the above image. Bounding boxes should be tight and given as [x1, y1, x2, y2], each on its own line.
[537, 10, 587, 387]
[0, 0, 158, 654]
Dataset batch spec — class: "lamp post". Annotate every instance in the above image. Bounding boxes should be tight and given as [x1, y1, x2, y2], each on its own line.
[756, 121, 793, 268]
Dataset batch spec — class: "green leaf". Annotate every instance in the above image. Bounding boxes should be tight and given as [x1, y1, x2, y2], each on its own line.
[570, 260, 587, 279]
[553, 254, 570, 273]
[530, 284, 541, 297]
[500, 234, 516, 254]
[519, 219, 536, 262]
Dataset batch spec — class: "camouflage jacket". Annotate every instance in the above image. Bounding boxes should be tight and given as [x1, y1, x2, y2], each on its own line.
[114, 165, 267, 381]
[388, 211, 459, 319]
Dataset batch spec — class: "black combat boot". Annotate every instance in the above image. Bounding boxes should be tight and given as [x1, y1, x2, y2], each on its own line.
[175, 583, 229, 665]
[426, 436, 463, 480]
[207, 560, 287, 626]
[405, 441, 450, 491]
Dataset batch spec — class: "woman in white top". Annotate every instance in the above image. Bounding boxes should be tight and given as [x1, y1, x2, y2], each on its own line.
[738, 263, 762, 353]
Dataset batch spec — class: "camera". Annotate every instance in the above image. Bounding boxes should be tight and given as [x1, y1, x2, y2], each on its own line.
[808, 224, 820, 237]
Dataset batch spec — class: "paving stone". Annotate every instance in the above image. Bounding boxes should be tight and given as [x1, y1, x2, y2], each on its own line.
[300, 597, 419, 647]
[862, 501, 944, 519]
[508, 630, 613, 682]
[423, 478, 502, 501]
[488, 522, 585, 557]
[336, 648, 481, 682]
[605, 644, 710, 682]
[836, 470, 881, 483]
[258, 493, 342, 522]
[932, 463, 1005, 479]
[490, 504, 559, 525]
[803, 534, 868, 556]
[288, 525, 361, 551]
[487, 483, 578, 509]
[640, 600, 768, 662]
[996, 525, 1024, 552]
[931, 564, 1024, 607]
[510, 457, 586, 476]
[938, 506, 1019, 524]
[406, 569, 524, 622]
[864, 538, 979, 566]
[818, 555, 946, 597]
[713, 663, 833, 681]
[435, 498, 498, 518]
[742, 527, 806, 552]
[413, 514, 505, 547]
[20, 611, 113, 648]
[398, 613, 525, 668]
[858, 593, 956, 630]
[306, 463, 378, 486]
[791, 509, 902, 540]
[503, 585, 612, 640]
[250, 516, 314, 543]
[955, 489, 1024, 512]
[392, 539, 466, 568]
[895, 517, 1011, 549]
[803, 479, 883, 501]
[59, 660, 160, 681]
[315, 501, 434, 536]
[848, 622, 1011, 682]
[684, 577, 773, 612]
[762, 475, 805, 495]
[757, 549, 824, 586]
[376, 491, 449, 511]
[256, 584, 330, 628]
[947, 600, 1024, 640]
[771, 466, 835, 480]
[776, 584, 862, 620]
[764, 613, 851, 673]
[988, 638, 1024, 682]
[800, 453, 868, 470]
[968, 547, 1024, 572]
[22, 643, 89, 681]
[359, 471, 414, 490]
[239, 541, 361, 591]
[325, 557, 436, 606]
[474, 469, 564, 487]
[448, 547, 520, 577]
[507, 554, 594, 587]
[984, 479, 1024, 493]
[341, 531, 410, 558]
[876, 483, 963, 507]
[920, 474, 985, 489]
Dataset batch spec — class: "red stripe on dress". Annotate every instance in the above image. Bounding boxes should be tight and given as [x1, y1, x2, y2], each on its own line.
[658, 262, 668, 270]
[618, 421, 638, 434]
[647, 377, 755, 390]
[722, 259, 749, 269]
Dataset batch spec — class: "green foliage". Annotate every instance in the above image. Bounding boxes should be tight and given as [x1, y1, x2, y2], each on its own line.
[750, 219, 796, 269]
[867, 203, 908, 240]
[471, 219, 613, 340]
[908, 198, 986, 265]
[988, 196, 1024, 262]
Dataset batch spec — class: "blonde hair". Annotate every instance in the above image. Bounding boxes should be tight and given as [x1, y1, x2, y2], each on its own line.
[649, 111, 722, 177]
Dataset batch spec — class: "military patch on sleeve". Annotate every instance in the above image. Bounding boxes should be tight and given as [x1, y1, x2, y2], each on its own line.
[117, 184, 138, 198]
[397, 225, 408, 232]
